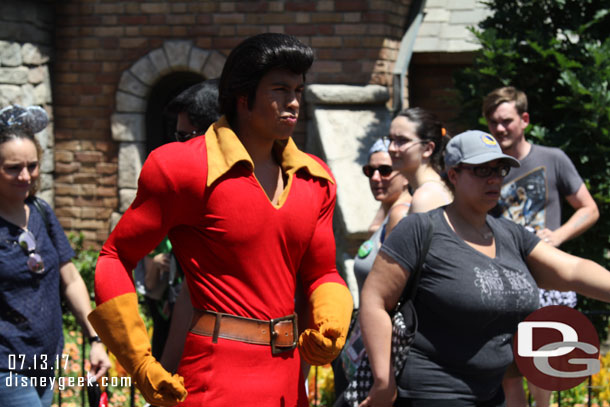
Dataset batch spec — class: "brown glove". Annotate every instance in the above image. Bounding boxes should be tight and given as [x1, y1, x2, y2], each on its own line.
[88, 293, 187, 406]
[299, 282, 353, 365]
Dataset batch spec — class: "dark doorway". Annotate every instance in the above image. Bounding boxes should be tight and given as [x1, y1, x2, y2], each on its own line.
[145, 71, 205, 155]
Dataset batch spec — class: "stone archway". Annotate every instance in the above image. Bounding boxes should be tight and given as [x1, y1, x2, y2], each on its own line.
[108, 40, 225, 226]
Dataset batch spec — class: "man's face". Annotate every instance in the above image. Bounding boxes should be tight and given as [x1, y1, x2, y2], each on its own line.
[486, 101, 529, 152]
[245, 67, 304, 142]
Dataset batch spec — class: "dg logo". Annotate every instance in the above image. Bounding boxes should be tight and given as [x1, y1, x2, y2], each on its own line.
[513, 305, 600, 391]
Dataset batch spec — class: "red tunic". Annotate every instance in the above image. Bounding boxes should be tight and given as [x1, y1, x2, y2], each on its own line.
[94, 118, 345, 406]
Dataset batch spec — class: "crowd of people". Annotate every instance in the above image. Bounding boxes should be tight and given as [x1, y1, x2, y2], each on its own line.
[1, 32, 609, 407]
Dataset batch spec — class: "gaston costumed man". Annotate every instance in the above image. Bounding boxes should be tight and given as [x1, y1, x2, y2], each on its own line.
[87, 33, 353, 406]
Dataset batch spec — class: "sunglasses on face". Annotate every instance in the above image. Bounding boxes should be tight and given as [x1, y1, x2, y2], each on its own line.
[362, 164, 393, 178]
[174, 130, 199, 142]
[18, 230, 45, 274]
[459, 164, 511, 178]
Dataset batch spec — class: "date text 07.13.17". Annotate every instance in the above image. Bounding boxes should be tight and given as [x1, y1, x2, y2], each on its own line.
[7, 354, 70, 371]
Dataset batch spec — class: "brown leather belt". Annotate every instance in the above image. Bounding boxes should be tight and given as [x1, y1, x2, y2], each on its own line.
[190, 309, 298, 354]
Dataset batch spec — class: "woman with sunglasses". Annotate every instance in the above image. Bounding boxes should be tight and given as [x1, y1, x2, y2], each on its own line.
[385, 107, 452, 224]
[334, 139, 411, 402]
[359, 130, 610, 407]
[0, 105, 110, 407]
[355, 138, 411, 293]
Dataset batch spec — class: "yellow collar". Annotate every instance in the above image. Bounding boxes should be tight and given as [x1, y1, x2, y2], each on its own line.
[205, 116, 334, 187]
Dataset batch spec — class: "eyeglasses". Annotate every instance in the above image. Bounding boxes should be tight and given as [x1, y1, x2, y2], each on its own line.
[362, 164, 393, 178]
[459, 164, 511, 178]
[382, 135, 425, 148]
[18, 230, 45, 274]
[174, 130, 199, 142]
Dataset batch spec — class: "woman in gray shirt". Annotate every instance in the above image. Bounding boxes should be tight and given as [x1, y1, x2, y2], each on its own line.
[360, 130, 610, 406]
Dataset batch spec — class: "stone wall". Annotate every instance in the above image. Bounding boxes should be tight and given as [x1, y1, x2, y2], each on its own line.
[50, 0, 414, 249]
[0, 0, 55, 204]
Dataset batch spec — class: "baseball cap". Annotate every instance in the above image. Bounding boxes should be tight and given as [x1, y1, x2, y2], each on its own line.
[444, 130, 520, 169]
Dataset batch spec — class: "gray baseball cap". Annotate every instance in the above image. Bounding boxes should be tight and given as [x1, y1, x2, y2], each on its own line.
[444, 130, 520, 169]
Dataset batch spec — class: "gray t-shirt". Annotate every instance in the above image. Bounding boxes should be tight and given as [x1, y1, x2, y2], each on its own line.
[497, 143, 583, 308]
[381, 208, 540, 401]
[498, 144, 582, 231]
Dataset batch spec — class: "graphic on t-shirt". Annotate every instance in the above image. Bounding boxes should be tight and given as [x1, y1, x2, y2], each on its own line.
[499, 167, 547, 230]
[473, 264, 536, 313]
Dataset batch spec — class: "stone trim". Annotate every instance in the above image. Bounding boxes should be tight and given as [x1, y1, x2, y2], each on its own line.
[110, 40, 225, 223]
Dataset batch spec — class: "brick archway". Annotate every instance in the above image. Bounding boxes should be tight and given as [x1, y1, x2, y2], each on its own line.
[108, 41, 225, 225]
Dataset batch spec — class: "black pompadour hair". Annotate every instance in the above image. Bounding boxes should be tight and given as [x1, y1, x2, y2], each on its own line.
[218, 33, 314, 124]
[165, 78, 220, 132]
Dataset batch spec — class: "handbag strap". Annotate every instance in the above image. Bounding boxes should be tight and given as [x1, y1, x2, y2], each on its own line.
[394, 211, 434, 312]
[30, 196, 50, 234]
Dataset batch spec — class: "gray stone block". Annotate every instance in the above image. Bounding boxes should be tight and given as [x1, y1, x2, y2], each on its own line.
[39, 150, 54, 173]
[0, 66, 29, 84]
[116, 91, 147, 113]
[19, 83, 35, 106]
[148, 48, 171, 76]
[164, 40, 191, 71]
[118, 142, 145, 189]
[202, 50, 225, 79]
[130, 56, 158, 86]
[111, 113, 145, 142]
[118, 70, 150, 98]
[37, 189, 54, 209]
[109, 212, 122, 233]
[22, 43, 50, 65]
[33, 82, 48, 105]
[28, 66, 45, 84]
[189, 47, 209, 73]
[305, 84, 389, 106]
[35, 127, 53, 150]
[0, 84, 21, 105]
[39, 173, 53, 192]
[119, 188, 137, 213]
[0, 42, 22, 66]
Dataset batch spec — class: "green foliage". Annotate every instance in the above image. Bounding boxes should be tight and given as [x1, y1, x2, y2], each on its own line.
[453, 1, 610, 338]
[61, 233, 99, 331]
[68, 232, 99, 299]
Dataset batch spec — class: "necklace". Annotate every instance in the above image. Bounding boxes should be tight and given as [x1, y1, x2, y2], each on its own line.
[445, 208, 492, 240]
[478, 226, 493, 240]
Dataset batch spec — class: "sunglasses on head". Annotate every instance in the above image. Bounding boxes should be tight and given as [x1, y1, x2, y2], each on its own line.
[174, 130, 199, 142]
[362, 164, 393, 178]
[18, 230, 45, 274]
[459, 164, 511, 178]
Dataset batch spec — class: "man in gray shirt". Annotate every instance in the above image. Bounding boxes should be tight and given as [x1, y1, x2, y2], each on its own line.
[483, 86, 599, 407]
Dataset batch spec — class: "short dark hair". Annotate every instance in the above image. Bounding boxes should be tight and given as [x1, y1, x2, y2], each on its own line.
[482, 86, 528, 119]
[218, 33, 314, 124]
[165, 78, 220, 132]
[395, 107, 449, 173]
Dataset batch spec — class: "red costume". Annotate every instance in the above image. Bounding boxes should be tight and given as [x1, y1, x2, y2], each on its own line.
[93, 117, 346, 406]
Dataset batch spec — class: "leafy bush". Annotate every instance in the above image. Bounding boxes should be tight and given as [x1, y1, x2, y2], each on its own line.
[453, 0, 610, 339]
[61, 233, 99, 331]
